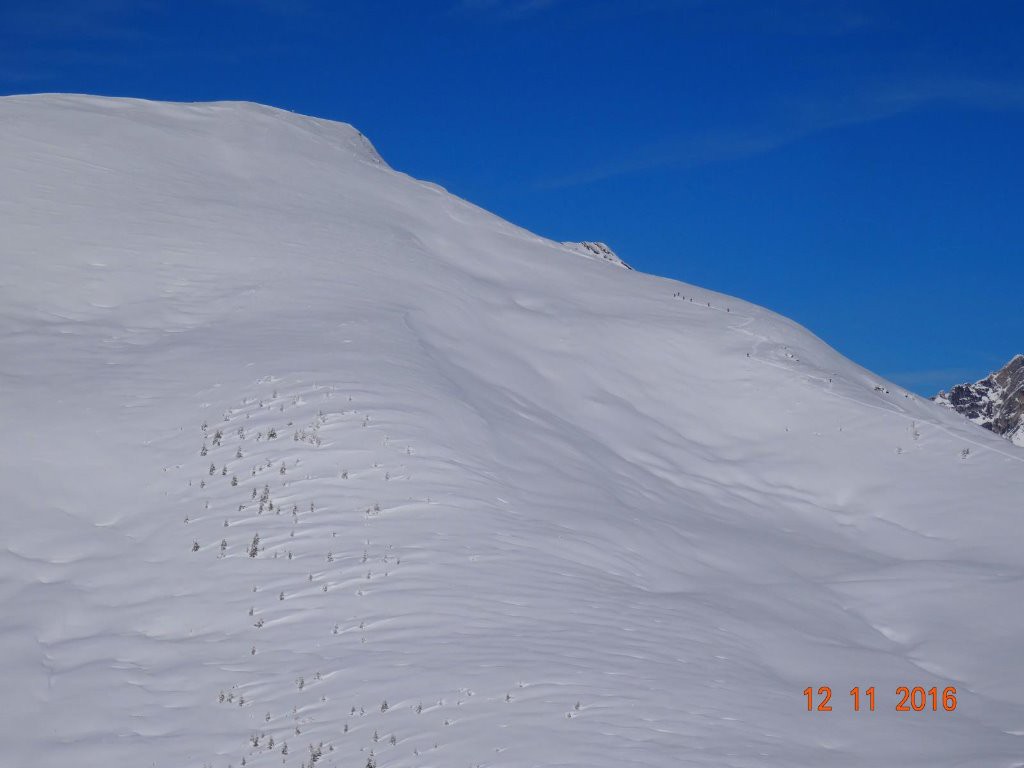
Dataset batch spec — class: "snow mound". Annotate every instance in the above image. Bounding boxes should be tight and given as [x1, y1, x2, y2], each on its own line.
[561, 240, 633, 269]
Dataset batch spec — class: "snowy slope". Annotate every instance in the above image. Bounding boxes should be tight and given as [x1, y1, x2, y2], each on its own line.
[935, 355, 1024, 447]
[2, 94, 1024, 768]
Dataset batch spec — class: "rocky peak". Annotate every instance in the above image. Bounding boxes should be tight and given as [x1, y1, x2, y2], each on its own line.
[934, 354, 1024, 446]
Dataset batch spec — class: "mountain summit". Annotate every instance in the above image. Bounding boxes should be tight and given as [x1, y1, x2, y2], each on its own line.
[3, 95, 1024, 767]
[934, 355, 1024, 447]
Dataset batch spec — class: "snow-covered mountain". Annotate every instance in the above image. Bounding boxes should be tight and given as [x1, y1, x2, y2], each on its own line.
[3, 94, 1024, 768]
[934, 355, 1024, 447]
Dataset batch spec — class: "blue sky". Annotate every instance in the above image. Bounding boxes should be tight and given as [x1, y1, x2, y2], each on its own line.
[3, 0, 1021, 394]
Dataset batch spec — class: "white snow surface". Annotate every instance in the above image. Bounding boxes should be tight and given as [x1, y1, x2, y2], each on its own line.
[2, 94, 1024, 768]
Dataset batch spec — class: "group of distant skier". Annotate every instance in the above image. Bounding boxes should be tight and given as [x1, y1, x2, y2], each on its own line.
[671, 291, 729, 312]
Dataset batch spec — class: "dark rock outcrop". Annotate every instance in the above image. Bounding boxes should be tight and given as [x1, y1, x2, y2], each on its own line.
[935, 355, 1024, 446]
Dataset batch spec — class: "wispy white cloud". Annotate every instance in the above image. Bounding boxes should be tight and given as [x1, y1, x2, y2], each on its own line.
[455, 0, 565, 20]
[539, 77, 1024, 189]
[0, 0, 157, 41]
[0, 0, 310, 43]
[0, 65, 57, 83]
[216, 0, 314, 16]
[453, 0, 722, 24]
[0, 0, 312, 87]
[456, 0, 877, 31]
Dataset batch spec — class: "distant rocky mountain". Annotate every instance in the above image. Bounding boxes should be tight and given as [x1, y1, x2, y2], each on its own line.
[934, 354, 1024, 446]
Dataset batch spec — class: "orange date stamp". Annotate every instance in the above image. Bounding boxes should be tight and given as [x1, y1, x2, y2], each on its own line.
[804, 686, 957, 712]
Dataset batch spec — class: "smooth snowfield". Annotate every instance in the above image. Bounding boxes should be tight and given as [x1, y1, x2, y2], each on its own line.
[2, 94, 1023, 768]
